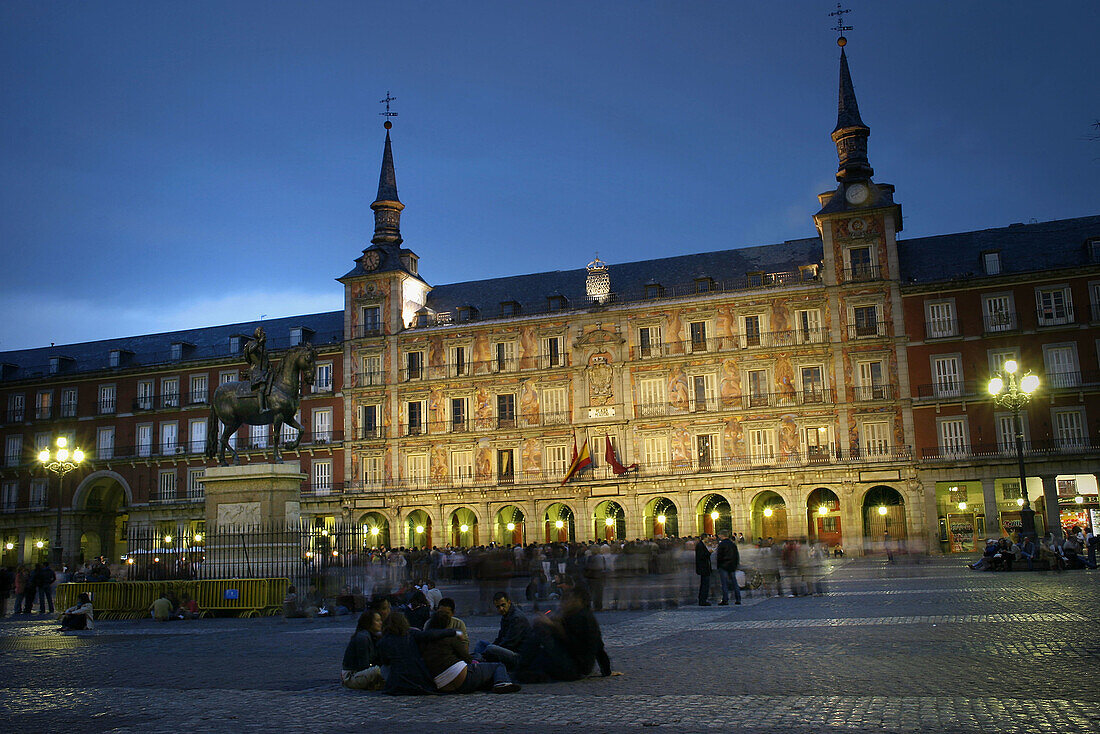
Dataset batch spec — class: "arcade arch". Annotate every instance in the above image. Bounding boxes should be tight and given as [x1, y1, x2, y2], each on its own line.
[449, 507, 480, 547]
[543, 503, 576, 542]
[593, 500, 625, 541]
[643, 496, 679, 538]
[862, 485, 907, 550]
[697, 493, 732, 536]
[806, 487, 842, 548]
[359, 511, 391, 548]
[750, 490, 788, 541]
[405, 509, 433, 548]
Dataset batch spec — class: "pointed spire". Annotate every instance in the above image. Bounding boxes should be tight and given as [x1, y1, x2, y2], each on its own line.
[830, 40, 873, 183]
[371, 121, 404, 246]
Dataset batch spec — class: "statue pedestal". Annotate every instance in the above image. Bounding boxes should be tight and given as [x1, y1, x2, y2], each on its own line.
[201, 463, 305, 580]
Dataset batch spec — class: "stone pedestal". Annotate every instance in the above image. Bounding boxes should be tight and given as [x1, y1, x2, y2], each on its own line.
[201, 463, 306, 580]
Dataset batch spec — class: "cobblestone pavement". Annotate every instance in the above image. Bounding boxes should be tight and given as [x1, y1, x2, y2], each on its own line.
[1, 557, 1098, 733]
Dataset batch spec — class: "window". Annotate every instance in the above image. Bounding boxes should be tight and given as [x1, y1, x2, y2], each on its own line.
[800, 366, 824, 403]
[638, 325, 662, 358]
[695, 277, 714, 293]
[6, 394, 24, 423]
[223, 418, 241, 449]
[250, 424, 267, 449]
[938, 418, 968, 457]
[160, 423, 178, 454]
[449, 346, 468, 377]
[171, 343, 184, 360]
[189, 419, 206, 454]
[497, 449, 514, 483]
[220, 370, 237, 385]
[995, 412, 1027, 454]
[982, 251, 1001, 275]
[311, 409, 332, 443]
[314, 363, 332, 392]
[350, 405, 374, 440]
[189, 375, 208, 404]
[852, 305, 880, 338]
[96, 427, 114, 460]
[926, 302, 956, 338]
[1053, 409, 1086, 449]
[34, 391, 52, 420]
[545, 445, 569, 477]
[499, 301, 520, 318]
[644, 283, 664, 299]
[98, 384, 116, 414]
[289, 327, 307, 347]
[161, 378, 179, 408]
[696, 433, 717, 469]
[406, 401, 424, 435]
[497, 393, 516, 428]
[158, 470, 177, 501]
[983, 294, 1015, 332]
[1043, 345, 1079, 388]
[229, 336, 242, 354]
[1037, 286, 1073, 325]
[1, 481, 16, 511]
[135, 380, 154, 411]
[362, 355, 383, 386]
[312, 460, 333, 495]
[547, 295, 569, 312]
[541, 387, 568, 424]
[747, 428, 776, 464]
[457, 306, 478, 323]
[804, 425, 831, 460]
[747, 369, 768, 407]
[932, 356, 962, 398]
[495, 341, 516, 372]
[691, 374, 716, 412]
[60, 389, 77, 418]
[109, 349, 123, 367]
[451, 451, 473, 484]
[637, 378, 666, 416]
[363, 456, 384, 488]
[187, 469, 205, 501]
[1001, 480, 1023, 501]
[861, 422, 891, 457]
[136, 424, 152, 457]
[689, 321, 709, 352]
[361, 306, 381, 336]
[30, 479, 47, 509]
[643, 436, 669, 467]
[856, 360, 886, 400]
[742, 315, 762, 348]
[988, 349, 1019, 376]
[848, 246, 874, 280]
[543, 336, 565, 368]
[4, 435, 21, 467]
[34, 433, 49, 453]
[797, 309, 823, 344]
[406, 454, 429, 482]
[405, 351, 424, 380]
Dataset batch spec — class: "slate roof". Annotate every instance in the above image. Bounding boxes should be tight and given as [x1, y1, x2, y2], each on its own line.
[835, 48, 868, 133]
[0, 311, 343, 382]
[897, 215, 1100, 284]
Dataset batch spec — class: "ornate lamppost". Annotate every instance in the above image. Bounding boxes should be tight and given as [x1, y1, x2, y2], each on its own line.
[988, 360, 1040, 540]
[37, 436, 85, 565]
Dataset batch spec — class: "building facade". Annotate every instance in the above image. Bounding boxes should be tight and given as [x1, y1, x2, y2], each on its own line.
[1, 45, 1097, 565]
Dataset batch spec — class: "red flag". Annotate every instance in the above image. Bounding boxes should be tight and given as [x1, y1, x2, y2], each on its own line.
[605, 434, 638, 475]
[561, 438, 593, 485]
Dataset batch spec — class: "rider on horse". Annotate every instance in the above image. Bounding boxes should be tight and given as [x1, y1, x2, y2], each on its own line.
[242, 326, 271, 412]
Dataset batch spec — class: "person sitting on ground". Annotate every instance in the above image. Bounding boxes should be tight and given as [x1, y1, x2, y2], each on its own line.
[283, 585, 307, 619]
[1039, 534, 1066, 572]
[968, 539, 998, 571]
[369, 596, 392, 622]
[424, 598, 468, 653]
[375, 607, 462, 695]
[60, 592, 94, 630]
[419, 609, 520, 694]
[1061, 533, 1097, 569]
[1018, 536, 1037, 571]
[403, 590, 432, 629]
[516, 587, 611, 683]
[421, 579, 442, 610]
[340, 610, 385, 690]
[176, 592, 200, 620]
[833, 544, 845, 557]
[472, 592, 530, 670]
[305, 584, 327, 616]
[150, 592, 174, 622]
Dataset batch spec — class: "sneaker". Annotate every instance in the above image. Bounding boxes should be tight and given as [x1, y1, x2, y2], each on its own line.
[718, 601, 729, 606]
[492, 682, 521, 694]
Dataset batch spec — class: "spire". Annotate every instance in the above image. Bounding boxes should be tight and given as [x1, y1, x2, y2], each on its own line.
[830, 41, 873, 183]
[371, 121, 404, 246]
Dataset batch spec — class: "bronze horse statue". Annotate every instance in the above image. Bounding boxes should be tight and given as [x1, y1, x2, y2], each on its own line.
[205, 343, 317, 466]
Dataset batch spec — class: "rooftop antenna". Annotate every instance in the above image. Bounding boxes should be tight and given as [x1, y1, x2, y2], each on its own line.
[829, 2, 853, 46]
[379, 91, 398, 129]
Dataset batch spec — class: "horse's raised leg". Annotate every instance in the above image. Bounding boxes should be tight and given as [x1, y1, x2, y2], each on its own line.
[222, 420, 242, 466]
[284, 413, 306, 450]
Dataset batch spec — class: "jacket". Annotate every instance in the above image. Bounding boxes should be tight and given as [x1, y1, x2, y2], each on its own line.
[493, 606, 531, 652]
[695, 540, 712, 576]
[341, 630, 380, 672]
[377, 628, 457, 695]
[716, 538, 740, 572]
[560, 607, 612, 678]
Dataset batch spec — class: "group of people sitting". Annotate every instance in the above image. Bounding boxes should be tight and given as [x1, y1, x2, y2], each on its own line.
[148, 591, 200, 621]
[340, 583, 612, 696]
[968, 527, 1097, 571]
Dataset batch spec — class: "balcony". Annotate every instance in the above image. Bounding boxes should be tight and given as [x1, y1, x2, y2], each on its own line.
[34, 406, 53, 420]
[358, 425, 384, 440]
[924, 319, 959, 339]
[352, 323, 384, 339]
[847, 321, 888, 339]
[355, 371, 385, 387]
[921, 438, 1100, 461]
[983, 311, 1017, 333]
[636, 389, 837, 417]
[97, 399, 117, 415]
[187, 391, 208, 405]
[159, 394, 180, 409]
[6, 409, 25, 423]
[1036, 306, 1075, 327]
[852, 384, 896, 401]
[842, 263, 882, 283]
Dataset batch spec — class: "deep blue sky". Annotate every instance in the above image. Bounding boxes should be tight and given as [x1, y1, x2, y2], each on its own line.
[2, 1, 1098, 351]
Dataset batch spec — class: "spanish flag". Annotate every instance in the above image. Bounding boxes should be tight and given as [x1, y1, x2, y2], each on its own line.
[561, 433, 593, 485]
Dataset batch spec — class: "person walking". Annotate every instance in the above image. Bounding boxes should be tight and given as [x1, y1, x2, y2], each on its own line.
[695, 535, 713, 606]
[715, 531, 742, 606]
[21, 564, 37, 614]
[35, 562, 56, 614]
[0, 566, 13, 617]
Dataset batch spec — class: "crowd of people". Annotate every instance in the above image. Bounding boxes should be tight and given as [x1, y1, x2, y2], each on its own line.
[968, 527, 1098, 572]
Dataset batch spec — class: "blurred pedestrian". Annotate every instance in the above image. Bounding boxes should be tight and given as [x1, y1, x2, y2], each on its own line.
[695, 535, 713, 606]
[715, 531, 741, 606]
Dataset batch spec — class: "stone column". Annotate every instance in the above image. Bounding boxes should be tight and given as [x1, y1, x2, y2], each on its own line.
[1041, 475, 1063, 542]
[980, 477, 999, 538]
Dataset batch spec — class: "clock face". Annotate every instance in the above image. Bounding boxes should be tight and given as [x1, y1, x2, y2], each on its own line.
[845, 183, 869, 205]
[362, 250, 381, 271]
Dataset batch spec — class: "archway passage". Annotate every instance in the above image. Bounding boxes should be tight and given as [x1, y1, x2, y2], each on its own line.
[74, 473, 131, 563]
[360, 512, 390, 548]
[494, 505, 525, 545]
[751, 490, 788, 542]
[806, 487, 842, 548]
[697, 494, 732, 536]
[544, 503, 576, 543]
[405, 509, 433, 549]
[862, 485, 907, 552]
[449, 507, 479, 547]
[644, 496, 679, 537]
[594, 500, 626, 541]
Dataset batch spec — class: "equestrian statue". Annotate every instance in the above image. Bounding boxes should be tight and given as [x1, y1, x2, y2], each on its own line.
[205, 327, 317, 466]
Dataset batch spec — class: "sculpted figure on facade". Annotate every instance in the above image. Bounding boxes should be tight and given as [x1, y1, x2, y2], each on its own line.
[522, 437, 541, 474]
[475, 440, 492, 480]
[383, 447, 393, 482]
[774, 353, 796, 403]
[430, 443, 448, 482]
[778, 414, 799, 459]
[587, 353, 614, 406]
[715, 306, 736, 350]
[670, 426, 692, 467]
[428, 336, 444, 379]
[520, 379, 540, 425]
[721, 416, 744, 459]
[770, 300, 790, 335]
[665, 310, 685, 354]
[519, 326, 538, 370]
[428, 388, 445, 428]
[719, 358, 741, 408]
[668, 365, 690, 412]
[474, 385, 493, 429]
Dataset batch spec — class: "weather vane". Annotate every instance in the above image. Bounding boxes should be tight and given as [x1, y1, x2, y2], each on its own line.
[829, 3, 852, 46]
[379, 91, 398, 118]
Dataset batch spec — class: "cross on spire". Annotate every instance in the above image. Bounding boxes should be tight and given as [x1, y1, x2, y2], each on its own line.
[379, 91, 398, 118]
[829, 3, 852, 42]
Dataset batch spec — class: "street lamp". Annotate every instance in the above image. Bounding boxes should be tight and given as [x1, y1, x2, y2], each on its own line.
[38, 436, 85, 565]
[988, 360, 1040, 539]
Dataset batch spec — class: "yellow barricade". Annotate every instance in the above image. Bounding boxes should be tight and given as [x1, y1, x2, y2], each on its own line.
[56, 578, 290, 619]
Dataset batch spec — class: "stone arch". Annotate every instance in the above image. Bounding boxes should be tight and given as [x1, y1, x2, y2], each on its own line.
[448, 507, 481, 547]
[750, 490, 788, 541]
[806, 487, 842, 547]
[696, 493, 732, 536]
[493, 504, 527, 545]
[72, 470, 133, 510]
[643, 496, 681, 538]
[593, 500, 626, 541]
[543, 502, 576, 543]
[861, 485, 908, 552]
[358, 511, 392, 548]
[404, 508, 434, 549]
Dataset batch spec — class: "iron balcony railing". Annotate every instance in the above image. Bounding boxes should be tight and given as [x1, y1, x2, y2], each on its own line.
[85, 431, 345, 462]
[351, 323, 384, 340]
[1036, 306, 1075, 327]
[34, 406, 52, 420]
[846, 322, 888, 339]
[983, 311, 1017, 333]
[841, 264, 882, 283]
[395, 411, 571, 437]
[354, 371, 386, 387]
[635, 389, 837, 417]
[1092, 303, 1100, 322]
[5, 409, 24, 422]
[920, 438, 1100, 461]
[915, 371, 1100, 400]
[852, 384, 897, 401]
[924, 319, 960, 339]
[97, 398, 117, 414]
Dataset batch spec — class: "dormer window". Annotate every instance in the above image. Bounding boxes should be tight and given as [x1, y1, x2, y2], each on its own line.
[982, 251, 1002, 275]
[229, 336, 242, 354]
[108, 349, 133, 368]
[414, 309, 430, 328]
[457, 306, 479, 323]
[747, 272, 764, 288]
[695, 277, 715, 293]
[644, 283, 664, 300]
[499, 301, 520, 318]
[800, 264, 820, 282]
[49, 356, 74, 375]
[1087, 238, 1100, 263]
[289, 327, 313, 347]
[170, 342, 194, 361]
[547, 295, 569, 312]
[401, 252, 419, 275]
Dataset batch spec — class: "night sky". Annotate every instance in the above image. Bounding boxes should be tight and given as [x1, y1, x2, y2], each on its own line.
[1, 1, 1097, 351]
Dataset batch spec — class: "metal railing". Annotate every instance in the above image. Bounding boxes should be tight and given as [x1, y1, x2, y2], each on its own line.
[635, 389, 837, 416]
[920, 438, 1100, 461]
[847, 322, 888, 339]
[5, 409, 25, 423]
[852, 384, 897, 401]
[354, 371, 386, 387]
[983, 312, 1017, 333]
[924, 319, 959, 339]
[392, 411, 573, 437]
[97, 399, 117, 414]
[1036, 307, 1075, 327]
[842, 264, 882, 283]
[351, 324, 384, 339]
